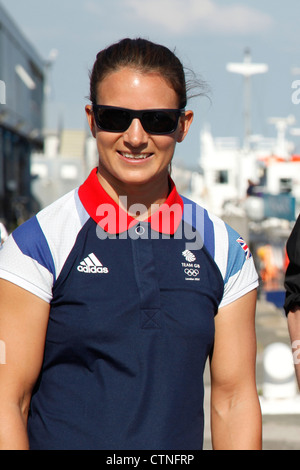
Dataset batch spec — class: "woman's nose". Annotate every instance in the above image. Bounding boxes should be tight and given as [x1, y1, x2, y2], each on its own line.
[123, 118, 149, 147]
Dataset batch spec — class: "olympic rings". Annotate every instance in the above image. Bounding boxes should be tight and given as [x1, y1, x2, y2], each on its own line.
[184, 268, 199, 277]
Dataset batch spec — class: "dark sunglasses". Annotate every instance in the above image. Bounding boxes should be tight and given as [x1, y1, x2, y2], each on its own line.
[92, 104, 185, 135]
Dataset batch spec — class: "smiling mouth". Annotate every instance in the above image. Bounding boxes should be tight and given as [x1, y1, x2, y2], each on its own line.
[119, 151, 153, 160]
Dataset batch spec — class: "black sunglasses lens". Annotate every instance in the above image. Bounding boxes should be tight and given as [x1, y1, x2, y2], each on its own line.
[95, 108, 130, 132]
[93, 106, 180, 134]
[142, 111, 178, 134]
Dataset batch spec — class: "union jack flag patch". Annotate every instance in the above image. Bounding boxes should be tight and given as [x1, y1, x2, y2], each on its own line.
[236, 237, 252, 259]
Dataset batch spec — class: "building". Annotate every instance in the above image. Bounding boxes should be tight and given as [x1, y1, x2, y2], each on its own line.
[0, 3, 44, 228]
[31, 129, 98, 209]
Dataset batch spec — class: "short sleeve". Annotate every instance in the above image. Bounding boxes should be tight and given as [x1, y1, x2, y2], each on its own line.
[0, 217, 55, 302]
[219, 224, 259, 309]
[0, 188, 89, 303]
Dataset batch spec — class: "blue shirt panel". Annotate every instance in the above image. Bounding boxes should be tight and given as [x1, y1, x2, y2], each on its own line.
[224, 223, 248, 283]
[12, 216, 56, 278]
[181, 195, 215, 258]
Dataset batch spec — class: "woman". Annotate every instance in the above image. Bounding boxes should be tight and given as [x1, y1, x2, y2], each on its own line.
[284, 214, 300, 387]
[0, 38, 262, 450]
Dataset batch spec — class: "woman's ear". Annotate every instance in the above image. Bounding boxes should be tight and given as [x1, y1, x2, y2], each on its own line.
[85, 105, 97, 138]
[176, 110, 194, 143]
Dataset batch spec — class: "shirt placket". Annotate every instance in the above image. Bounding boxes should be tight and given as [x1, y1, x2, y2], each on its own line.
[130, 223, 161, 330]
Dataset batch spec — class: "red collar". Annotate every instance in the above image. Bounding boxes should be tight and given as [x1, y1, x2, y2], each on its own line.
[78, 168, 183, 235]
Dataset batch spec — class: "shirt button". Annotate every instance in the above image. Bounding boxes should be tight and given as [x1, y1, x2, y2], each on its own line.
[135, 225, 145, 236]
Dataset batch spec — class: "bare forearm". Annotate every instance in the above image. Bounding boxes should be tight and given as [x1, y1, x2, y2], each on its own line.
[211, 394, 262, 450]
[288, 309, 300, 389]
[0, 405, 29, 450]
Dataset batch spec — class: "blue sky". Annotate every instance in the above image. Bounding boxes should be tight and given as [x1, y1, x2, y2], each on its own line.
[1, 0, 300, 168]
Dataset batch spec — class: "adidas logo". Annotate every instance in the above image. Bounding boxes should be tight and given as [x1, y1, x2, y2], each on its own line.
[77, 253, 109, 274]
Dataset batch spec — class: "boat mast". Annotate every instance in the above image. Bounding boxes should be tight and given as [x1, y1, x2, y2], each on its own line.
[226, 48, 268, 150]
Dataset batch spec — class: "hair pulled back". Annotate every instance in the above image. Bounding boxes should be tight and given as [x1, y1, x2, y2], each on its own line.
[89, 38, 203, 109]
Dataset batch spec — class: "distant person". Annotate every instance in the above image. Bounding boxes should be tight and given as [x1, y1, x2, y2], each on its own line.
[284, 214, 300, 386]
[0, 38, 262, 450]
[246, 179, 257, 196]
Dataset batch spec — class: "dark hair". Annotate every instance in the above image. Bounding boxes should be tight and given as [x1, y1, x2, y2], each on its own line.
[89, 38, 207, 108]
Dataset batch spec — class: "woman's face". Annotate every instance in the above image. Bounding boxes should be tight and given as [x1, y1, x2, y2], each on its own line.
[85, 67, 193, 193]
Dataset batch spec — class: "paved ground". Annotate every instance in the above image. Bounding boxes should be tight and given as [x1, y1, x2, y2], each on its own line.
[202, 295, 300, 450]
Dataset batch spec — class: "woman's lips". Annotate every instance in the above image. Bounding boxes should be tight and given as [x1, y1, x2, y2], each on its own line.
[118, 151, 153, 160]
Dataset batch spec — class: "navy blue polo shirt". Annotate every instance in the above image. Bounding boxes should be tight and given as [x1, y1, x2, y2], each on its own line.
[0, 168, 258, 449]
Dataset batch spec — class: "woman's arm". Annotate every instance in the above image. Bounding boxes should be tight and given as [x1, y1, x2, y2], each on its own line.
[287, 307, 300, 388]
[210, 289, 262, 450]
[284, 216, 300, 387]
[0, 279, 50, 449]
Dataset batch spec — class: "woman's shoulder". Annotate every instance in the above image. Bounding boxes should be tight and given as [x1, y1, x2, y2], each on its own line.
[36, 187, 87, 224]
[180, 195, 242, 247]
[6, 188, 90, 283]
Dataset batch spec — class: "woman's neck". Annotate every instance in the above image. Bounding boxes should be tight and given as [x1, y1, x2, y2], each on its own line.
[96, 170, 170, 220]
